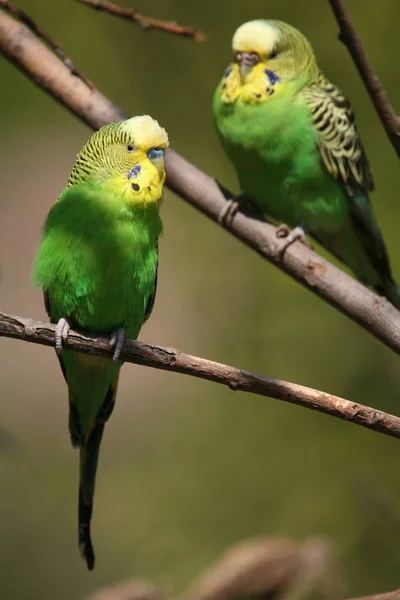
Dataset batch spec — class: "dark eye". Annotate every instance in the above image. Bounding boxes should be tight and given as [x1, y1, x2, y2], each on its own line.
[147, 147, 164, 160]
[126, 144, 134, 152]
[270, 51, 278, 59]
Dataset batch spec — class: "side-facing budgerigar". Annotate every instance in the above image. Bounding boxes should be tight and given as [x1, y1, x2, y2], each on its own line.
[33, 116, 169, 570]
[213, 19, 400, 307]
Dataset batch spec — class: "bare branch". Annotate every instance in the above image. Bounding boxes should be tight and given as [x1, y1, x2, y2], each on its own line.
[2, 310, 400, 441]
[0, 0, 95, 89]
[327, 0, 400, 157]
[1, 10, 400, 358]
[77, 0, 205, 42]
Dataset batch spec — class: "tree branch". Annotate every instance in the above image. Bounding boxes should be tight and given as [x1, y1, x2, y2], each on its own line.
[2, 310, 400, 441]
[327, 0, 400, 157]
[77, 0, 205, 42]
[0, 0, 95, 89]
[85, 537, 339, 600]
[1, 10, 400, 357]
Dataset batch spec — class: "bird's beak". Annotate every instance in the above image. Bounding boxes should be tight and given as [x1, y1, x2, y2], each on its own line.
[239, 63, 253, 78]
[235, 52, 259, 79]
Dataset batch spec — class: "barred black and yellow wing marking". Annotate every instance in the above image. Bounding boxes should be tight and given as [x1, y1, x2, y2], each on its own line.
[303, 73, 374, 196]
[302, 74, 400, 307]
[143, 242, 159, 324]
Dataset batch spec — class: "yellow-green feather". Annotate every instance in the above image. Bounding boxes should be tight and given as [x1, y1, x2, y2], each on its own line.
[214, 19, 399, 306]
[33, 117, 166, 569]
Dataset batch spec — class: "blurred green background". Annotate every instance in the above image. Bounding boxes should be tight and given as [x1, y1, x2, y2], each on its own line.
[1, 0, 400, 597]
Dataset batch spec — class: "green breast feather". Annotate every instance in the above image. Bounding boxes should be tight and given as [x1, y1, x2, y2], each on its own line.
[213, 19, 399, 306]
[33, 181, 161, 338]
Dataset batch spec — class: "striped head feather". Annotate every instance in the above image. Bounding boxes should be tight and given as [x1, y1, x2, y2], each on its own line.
[67, 115, 169, 207]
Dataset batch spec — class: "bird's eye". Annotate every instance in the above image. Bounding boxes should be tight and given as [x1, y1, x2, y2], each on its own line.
[126, 144, 134, 152]
[147, 147, 164, 160]
[270, 51, 278, 59]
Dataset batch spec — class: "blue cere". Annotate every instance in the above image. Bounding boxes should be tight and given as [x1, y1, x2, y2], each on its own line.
[265, 69, 281, 85]
[147, 147, 164, 160]
[128, 165, 141, 179]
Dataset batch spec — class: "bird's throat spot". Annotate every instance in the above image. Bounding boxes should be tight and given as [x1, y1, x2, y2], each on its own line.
[131, 183, 140, 192]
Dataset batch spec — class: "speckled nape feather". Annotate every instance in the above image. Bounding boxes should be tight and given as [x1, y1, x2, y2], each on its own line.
[67, 123, 130, 187]
[33, 115, 169, 569]
[302, 72, 374, 196]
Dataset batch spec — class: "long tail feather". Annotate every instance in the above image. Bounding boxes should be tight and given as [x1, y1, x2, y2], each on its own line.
[79, 422, 105, 571]
[78, 485, 95, 570]
[75, 375, 118, 570]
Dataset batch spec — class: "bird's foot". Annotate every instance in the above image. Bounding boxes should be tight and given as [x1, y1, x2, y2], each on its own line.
[109, 327, 126, 362]
[218, 198, 241, 227]
[55, 317, 71, 354]
[218, 194, 250, 227]
[274, 225, 311, 258]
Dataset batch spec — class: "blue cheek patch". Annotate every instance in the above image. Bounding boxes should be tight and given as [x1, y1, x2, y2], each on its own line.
[265, 69, 281, 85]
[128, 165, 141, 179]
[224, 66, 233, 77]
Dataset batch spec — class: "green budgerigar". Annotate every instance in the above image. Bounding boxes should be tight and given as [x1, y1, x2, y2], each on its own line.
[33, 115, 169, 570]
[213, 19, 400, 307]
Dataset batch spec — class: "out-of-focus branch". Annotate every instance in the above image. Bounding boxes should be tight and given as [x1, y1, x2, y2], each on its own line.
[2, 310, 400, 441]
[178, 537, 340, 600]
[346, 590, 400, 600]
[0, 0, 94, 89]
[327, 0, 400, 157]
[77, 0, 205, 41]
[86, 579, 165, 600]
[1, 10, 400, 357]
[85, 537, 340, 600]
[84, 537, 400, 600]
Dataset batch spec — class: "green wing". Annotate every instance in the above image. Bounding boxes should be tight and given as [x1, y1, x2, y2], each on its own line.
[303, 73, 374, 197]
[302, 75, 400, 304]
[143, 243, 158, 324]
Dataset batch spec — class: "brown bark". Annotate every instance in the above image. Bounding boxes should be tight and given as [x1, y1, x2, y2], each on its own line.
[2, 310, 400, 441]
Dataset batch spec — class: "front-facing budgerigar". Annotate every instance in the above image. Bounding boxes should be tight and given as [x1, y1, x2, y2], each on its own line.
[33, 115, 169, 570]
[213, 20, 400, 307]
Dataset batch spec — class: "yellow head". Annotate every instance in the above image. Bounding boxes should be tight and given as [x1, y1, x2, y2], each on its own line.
[219, 20, 319, 104]
[68, 115, 169, 207]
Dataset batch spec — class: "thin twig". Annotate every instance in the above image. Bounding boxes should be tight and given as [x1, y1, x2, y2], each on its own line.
[1, 11, 400, 356]
[327, 0, 400, 157]
[0, 0, 95, 89]
[2, 310, 400, 441]
[77, 0, 205, 42]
